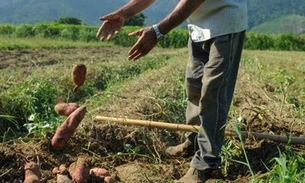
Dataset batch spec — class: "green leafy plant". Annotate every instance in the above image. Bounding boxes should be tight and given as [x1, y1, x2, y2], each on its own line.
[266, 151, 305, 183]
[123, 143, 140, 154]
[0, 115, 19, 142]
[220, 138, 242, 176]
[269, 69, 296, 116]
[20, 80, 60, 137]
[1, 78, 61, 138]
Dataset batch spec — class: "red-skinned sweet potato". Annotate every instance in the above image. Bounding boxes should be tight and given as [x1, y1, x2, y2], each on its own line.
[23, 161, 41, 183]
[51, 106, 86, 149]
[71, 63, 87, 92]
[68, 157, 90, 183]
[54, 102, 79, 116]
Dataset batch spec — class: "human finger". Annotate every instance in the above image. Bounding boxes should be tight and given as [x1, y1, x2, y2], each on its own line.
[129, 54, 141, 61]
[96, 24, 104, 38]
[128, 29, 143, 37]
[97, 28, 110, 41]
[128, 44, 150, 61]
[96, 21, 109, 39]
[128, 41, 141, 57]
[128, 51, 144, 61]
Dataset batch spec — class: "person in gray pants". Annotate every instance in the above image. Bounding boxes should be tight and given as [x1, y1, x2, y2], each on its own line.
[97, 0, 247, 182]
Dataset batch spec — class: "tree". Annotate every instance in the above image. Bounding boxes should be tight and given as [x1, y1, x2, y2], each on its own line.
[124, 13, 146, 26]
[56, 17, 82, 25]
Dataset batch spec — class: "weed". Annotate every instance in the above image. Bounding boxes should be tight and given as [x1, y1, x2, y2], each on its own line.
[232, 120, 256, 179]
[273, 69, 296, 115]
[0, 115, 19, 142]
[0, 78, 61, 138]
[220, 138, 242, 176]
[266, 150, 305, 183]
[123, 143, 140, 154]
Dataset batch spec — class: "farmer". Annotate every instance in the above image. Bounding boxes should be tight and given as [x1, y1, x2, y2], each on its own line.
[97, 0, 248, 182]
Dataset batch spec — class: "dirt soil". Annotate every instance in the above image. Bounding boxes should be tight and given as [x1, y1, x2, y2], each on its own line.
[0, 48, 305, 183]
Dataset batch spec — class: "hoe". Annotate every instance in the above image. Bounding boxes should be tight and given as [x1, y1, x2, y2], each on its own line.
[95, 116, 305, 145]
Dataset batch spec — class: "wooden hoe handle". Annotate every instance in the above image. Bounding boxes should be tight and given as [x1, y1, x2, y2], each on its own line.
[94, 116, 305, 145]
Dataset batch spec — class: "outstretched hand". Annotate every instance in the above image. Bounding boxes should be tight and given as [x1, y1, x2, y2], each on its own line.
[128, 26, 158, 61]
[96, 13, 158, 61]
[96, 12, 125, 41]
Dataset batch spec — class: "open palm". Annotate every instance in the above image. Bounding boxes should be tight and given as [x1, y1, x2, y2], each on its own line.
[96, 13, 125, 41]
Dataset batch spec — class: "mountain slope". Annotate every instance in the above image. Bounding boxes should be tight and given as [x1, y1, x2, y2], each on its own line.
[248, 0, 305, 28]
[250, 15, 305, 34]
[1, 0, 305, 33]
[0, 0, 176, 25]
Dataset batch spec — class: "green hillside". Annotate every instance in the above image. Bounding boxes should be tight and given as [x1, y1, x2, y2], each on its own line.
[250, 15, 305, 34]
[0, 0, 175, 26]
[1, 0, 305, 33]
[248, 0, 305, 28]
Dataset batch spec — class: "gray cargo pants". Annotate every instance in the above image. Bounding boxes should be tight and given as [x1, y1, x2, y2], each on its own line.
[185, 31, 246, 171]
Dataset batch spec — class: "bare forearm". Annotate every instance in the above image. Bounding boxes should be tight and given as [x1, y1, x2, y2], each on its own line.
[116, 0, 155, 20]
[158, 0, 205, 35]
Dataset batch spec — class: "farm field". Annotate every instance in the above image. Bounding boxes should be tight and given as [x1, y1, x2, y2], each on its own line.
[1, 46, 305, 183]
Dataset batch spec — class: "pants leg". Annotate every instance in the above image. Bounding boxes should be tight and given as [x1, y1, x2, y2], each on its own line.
[184, 37, 209, 147]
[187, 31, 245, 171]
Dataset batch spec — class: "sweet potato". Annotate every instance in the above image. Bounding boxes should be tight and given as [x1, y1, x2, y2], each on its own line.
[71, 63, 87, 92]
[58, 164, 68, 175]
[68, 157, 90, 183]
[90, 167, 110, 178]
[51, 106, 86, 149]
[54, 102, 79, 116]
[23, 161, 41, 183]
[52, 167, 59, 175]
[52, 164, 68, 175]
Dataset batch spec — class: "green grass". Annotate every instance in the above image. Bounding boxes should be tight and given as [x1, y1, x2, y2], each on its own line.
[0, 35, 113, 50]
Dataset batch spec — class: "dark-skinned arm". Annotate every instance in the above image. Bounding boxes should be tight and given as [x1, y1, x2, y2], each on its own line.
[127, 0, 206, 60]
[108, 0, 155, 20]
[97, 0, 155, 41]
[158, 0, 206, 35]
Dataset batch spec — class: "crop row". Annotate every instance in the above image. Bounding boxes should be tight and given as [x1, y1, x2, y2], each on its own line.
[1, 23, 305, 51]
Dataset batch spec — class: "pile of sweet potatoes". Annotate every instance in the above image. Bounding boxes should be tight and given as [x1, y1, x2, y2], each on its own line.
[23, 63, 116, 182]
[52, 157, 115, 183]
